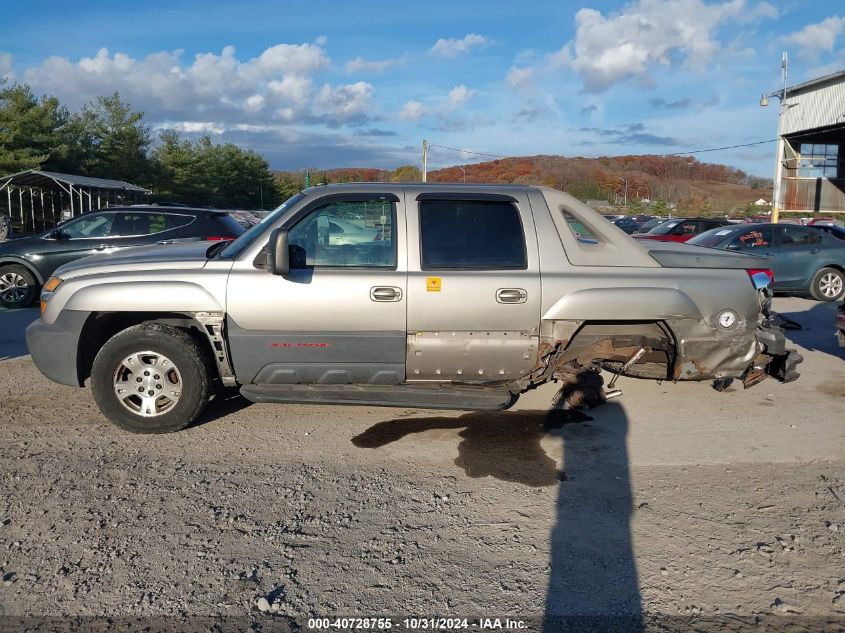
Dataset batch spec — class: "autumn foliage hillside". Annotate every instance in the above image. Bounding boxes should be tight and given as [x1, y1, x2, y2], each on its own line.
[273, 154, 773, 215]
[429, 155, 772, 214]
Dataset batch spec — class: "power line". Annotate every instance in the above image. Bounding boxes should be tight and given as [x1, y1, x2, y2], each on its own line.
[667, 139, 777, 156]
[427, 143, 507, 159]
[428, 138, 779, 163]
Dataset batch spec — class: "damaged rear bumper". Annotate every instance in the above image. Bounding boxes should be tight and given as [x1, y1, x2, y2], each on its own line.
[744, 323, 802, 388]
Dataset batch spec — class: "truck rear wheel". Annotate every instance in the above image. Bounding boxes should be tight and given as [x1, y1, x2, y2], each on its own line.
[91, 323, 212, 433]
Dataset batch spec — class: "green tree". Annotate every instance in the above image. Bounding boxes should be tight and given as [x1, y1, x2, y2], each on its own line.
[153, 132, 280, 208]
[390, 165, 421, 182]
[82, 92, 153, 183]
[274, 171, 305, 201]
[651, 199, 670, 215]
[566, 180, 606, 202]
[0, 82, 70, 174]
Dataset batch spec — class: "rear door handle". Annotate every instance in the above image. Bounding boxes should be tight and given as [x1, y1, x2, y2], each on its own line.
[496, 288, 527, 304]
[93, 244, 108, 251]
[370, 286, 402, 302]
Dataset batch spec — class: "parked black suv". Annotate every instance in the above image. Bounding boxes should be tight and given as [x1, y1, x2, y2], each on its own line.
[0, 205, 244, 308]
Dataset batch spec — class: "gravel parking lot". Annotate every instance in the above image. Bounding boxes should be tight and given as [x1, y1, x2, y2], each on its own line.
[1, 298, 843, 630]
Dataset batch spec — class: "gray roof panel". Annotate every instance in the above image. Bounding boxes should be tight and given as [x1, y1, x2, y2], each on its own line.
[0, 169, 151, 193]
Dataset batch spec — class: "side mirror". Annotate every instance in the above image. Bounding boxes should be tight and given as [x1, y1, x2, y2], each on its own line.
[48, 229, 68, 240]
[266, 228, 289, 275]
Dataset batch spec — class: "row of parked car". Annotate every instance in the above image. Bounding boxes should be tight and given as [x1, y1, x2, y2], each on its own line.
[596, 214, 845, 302]
[0, 204, 252, 308]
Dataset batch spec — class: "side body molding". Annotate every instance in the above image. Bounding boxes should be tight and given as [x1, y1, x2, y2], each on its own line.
[62, 281, 223, 313]
[543, 287, 702, 321]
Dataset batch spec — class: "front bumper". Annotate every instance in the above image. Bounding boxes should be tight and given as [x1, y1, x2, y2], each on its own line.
[25, 310, 89, 387]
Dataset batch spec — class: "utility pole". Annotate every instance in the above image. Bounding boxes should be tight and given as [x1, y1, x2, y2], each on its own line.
[761, 52, 789, 224]
[772, 51, 788, 225]
[422, 139, 428, 182]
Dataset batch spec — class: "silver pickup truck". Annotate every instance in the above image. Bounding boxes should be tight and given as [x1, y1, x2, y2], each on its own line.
[26, 184, 801, 433]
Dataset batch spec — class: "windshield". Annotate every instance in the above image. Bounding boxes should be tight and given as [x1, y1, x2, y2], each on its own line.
[218, 193, 306, 259]
[647, 219, 681, 235]
[687, 226, 736, 247]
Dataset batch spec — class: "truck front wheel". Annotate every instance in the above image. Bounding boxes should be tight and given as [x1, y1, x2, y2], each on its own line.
[91, 323, 212, 433]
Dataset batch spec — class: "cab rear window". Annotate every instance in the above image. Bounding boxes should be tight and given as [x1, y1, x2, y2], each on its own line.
[419, 199, 527, 270]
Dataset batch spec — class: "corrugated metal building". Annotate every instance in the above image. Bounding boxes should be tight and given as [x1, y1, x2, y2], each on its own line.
[774, 69, 845, 216]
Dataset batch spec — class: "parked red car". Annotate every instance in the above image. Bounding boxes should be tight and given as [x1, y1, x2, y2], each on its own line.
[633, 217, 731, 243]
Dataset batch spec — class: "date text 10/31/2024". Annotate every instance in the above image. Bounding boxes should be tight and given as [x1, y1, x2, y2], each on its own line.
[306, 618, 528, 630]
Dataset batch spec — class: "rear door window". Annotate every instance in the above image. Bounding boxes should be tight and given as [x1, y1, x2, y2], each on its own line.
[419, 199, 526, 269]
[117, 213, 168, 236]
[210, 214, 247, 237]
[778, 226, 822, 247]
[727, 227, 773, 250]
[165, 214, 194, 230]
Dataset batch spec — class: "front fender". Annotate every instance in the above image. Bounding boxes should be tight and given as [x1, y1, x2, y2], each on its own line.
[44, 281, 223, 324]
[543, 287, 702, 321]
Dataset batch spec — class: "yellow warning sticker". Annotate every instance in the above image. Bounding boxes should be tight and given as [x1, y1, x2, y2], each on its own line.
[426, 277, 441, 292]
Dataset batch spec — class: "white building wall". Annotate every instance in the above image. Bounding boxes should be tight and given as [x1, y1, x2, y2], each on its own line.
[781, 79, 845, 135]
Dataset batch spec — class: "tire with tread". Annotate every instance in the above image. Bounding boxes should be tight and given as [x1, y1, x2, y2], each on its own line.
[0, 263, 38, 308]
[809, 267, 845, 302]
[91, 323, 212, 433]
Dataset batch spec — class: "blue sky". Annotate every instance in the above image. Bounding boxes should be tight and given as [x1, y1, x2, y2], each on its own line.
[2, 0, 845, 176]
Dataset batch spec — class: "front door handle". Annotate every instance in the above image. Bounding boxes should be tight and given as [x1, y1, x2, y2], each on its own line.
[496, 288, 527, 304]
[370, 286, 402, 302]
[93, 244, 108, 251]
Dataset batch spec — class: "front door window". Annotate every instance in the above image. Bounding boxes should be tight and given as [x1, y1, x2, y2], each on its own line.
[288, 200, 396, 268]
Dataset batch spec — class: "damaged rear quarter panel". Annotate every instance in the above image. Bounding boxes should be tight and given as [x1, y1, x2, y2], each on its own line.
[529, 187, 763, 381]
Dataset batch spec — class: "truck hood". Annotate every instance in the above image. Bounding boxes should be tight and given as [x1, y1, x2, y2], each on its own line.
[644, 241, 767, 269]
[53, 241, 214, 279]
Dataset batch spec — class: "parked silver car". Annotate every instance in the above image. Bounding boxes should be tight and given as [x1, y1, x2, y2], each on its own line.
[27, 184, 800, 433]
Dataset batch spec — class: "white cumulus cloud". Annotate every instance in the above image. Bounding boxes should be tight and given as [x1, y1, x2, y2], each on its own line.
[551, 0, 777, 92]
[345, 56, 401, 74]
[0, 53, 14, 82]
[430, 33, 490, 58]
[399, 100, 424, 120]
[506, 66, 534, 89]
[784, 16, 845, 60]
[314, 81, 373, 123]
[19, 42, 378, 131]
[446, 84, 476, 107]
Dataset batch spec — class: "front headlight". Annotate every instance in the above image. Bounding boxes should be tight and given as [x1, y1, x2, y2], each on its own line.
[40, 277, 63, 314]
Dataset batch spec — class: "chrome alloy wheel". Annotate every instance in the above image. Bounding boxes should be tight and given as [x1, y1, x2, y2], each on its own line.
[113, 351, 182, 417]
[820, 272, 844, 299]
[0, 271, 28, 303]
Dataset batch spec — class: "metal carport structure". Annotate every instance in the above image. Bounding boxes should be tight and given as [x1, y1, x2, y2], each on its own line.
[0, 170, 151, 234]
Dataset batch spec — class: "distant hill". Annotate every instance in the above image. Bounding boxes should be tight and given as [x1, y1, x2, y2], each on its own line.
[274, 154, 773, 215]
